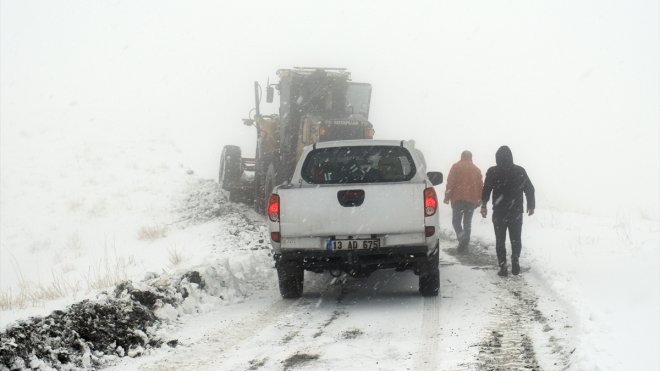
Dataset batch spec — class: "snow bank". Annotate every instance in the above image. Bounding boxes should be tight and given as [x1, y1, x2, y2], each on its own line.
[0, 169, 276, 370]
[1, 229, 274, 371]
[0, 271, 196, 370]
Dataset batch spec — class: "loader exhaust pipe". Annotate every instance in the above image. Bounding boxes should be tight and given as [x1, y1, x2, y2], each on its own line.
[254, 81, 261, 117]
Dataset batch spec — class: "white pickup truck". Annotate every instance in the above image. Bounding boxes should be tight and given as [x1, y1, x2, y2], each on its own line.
[267, 139, 444, 298]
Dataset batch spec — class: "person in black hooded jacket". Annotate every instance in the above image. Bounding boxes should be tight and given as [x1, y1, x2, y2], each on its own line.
[480, 146, 535, 276]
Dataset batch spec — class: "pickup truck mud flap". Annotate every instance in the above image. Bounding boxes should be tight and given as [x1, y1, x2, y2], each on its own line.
[274, 246, 432, 274]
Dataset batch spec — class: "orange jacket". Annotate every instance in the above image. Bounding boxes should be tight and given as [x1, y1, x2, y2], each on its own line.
[444, 159, 483, 205]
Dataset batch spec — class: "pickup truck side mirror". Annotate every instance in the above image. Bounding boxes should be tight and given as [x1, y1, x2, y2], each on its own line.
[427, 171, 443, 186]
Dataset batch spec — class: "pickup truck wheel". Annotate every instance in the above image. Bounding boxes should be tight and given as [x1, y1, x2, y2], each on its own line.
[219, 145, 242, 190]
[419, 252, 440, 297]
[277, 262, 303, 299]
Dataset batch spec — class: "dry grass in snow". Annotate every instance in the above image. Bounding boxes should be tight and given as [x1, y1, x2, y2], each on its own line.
[136, 225, 168, 240]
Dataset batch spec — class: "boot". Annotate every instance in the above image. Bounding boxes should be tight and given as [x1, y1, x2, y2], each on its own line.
[512, 257, 520, 276]
[497, 263, 508, 277]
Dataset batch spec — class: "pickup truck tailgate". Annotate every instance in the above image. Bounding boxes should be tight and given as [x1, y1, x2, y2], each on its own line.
[279, 183, 426, 237]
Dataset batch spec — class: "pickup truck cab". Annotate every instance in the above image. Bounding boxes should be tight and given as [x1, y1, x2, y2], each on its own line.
[267, 139, 443, 298]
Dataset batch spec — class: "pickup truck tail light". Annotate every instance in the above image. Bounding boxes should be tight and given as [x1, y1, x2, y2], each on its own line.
[267, 194, 280, 222]
[424, 187, 437, 216]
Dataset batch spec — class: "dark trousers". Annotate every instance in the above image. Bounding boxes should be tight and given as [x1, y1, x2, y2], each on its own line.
[492, 212, 523, 266]
[452, 201, 475, 246]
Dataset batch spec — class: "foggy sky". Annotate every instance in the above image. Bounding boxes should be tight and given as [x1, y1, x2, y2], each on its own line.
[1, 0, 658, 218]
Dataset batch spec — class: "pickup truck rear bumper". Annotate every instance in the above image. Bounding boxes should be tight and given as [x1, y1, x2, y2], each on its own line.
[274, 245, 436, 272]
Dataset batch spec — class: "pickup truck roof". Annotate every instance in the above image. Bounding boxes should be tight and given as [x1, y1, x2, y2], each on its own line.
[313, 139, 415, 149]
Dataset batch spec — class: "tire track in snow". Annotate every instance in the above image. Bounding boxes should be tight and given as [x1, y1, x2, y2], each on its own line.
[443, 239, 573, 370]
[264, 271, 419, 370]
[468, 277, 542, 370]
[473, 275, 573, 370]
[414, 296, 440, 370]
[225, 275, 349, 370]
[140, 298, 297, 371]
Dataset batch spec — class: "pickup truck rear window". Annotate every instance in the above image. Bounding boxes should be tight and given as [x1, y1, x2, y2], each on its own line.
[301, 146, 416, 184]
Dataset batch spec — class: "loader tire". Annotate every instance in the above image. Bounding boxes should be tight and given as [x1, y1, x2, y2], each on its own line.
[219, 145, 242, 191]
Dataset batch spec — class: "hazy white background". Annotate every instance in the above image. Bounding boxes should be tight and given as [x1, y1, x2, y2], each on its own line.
[0, 2, 658, 369]
[2, 0, 658, 214]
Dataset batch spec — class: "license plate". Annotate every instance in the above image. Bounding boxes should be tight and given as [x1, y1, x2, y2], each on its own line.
[331, 239, 380, 251]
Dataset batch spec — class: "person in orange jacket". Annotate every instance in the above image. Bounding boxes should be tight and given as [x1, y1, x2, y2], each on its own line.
[444, 150, 484, 251]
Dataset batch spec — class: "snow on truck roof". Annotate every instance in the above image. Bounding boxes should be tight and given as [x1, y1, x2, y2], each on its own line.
[311, 139, 416, 149]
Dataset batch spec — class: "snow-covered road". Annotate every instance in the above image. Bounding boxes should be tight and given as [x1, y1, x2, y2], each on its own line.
[2, 178, 656, 370]
[2, 177, 657, 370]
[106, 208, 575, 371]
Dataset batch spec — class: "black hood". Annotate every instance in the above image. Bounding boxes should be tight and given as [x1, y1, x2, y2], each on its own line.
[495, 146, 514, 167]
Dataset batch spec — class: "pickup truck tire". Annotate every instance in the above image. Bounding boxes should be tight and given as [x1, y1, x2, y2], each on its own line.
[277, 262, 303, 298]
[219, 145, 242, 191]
[419, 251, 440, 297]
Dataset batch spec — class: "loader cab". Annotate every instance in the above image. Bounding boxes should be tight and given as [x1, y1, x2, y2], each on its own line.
[277, 68, 372, 121]
[345, 82, 372, 118]
[295, 80, 374, 159]
[275, 68, 375, 178]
